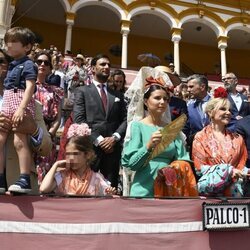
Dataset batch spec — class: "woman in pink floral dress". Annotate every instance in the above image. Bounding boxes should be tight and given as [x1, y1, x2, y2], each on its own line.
[34, 51, 64, 184]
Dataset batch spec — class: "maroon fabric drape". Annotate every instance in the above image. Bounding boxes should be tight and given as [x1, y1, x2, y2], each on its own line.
[1, 196, 250, 250]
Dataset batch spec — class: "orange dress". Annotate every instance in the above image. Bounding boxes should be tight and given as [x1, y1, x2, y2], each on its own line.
[154, 160, 198, 197]
[192, 125, 248, 196]
[54, 168, 111, 196]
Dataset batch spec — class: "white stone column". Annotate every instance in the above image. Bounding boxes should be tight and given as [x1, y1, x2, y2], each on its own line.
[220, 46, 227, 77]
[65, 21, 73, 53]
[0, 0, 13, 46]
[0, 0, 7, 26]
[64, 12, 75, 54]
[120, 20, 130, 69]
[121, 30, 129, 68]
[172, 37, 181, 75]
[171, 28, 182, 75]
[218, 36, 228, 77]
[6, 5, 15, 28]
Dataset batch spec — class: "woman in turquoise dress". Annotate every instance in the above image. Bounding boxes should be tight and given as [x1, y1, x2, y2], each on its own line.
[122, 68, 198, 197]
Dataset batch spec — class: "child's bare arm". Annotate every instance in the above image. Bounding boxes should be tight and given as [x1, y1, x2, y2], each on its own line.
[40, 160, 67, 193]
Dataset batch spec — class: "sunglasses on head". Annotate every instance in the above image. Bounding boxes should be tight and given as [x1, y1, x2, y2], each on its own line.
[36, 59, 50, 66]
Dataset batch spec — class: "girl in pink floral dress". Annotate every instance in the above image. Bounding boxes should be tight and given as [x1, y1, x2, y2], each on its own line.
[39, 123, 116, 196]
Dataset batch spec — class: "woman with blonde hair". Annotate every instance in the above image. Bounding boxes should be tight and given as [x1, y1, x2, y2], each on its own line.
[192, 87, 248, 197]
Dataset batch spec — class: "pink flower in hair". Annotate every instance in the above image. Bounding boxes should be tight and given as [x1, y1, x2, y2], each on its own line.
[67, 123, 91, 138]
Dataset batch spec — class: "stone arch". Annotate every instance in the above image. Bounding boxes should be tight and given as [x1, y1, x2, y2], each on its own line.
[127, 4, 178, 27]
[179, 8, 225, 37]
[71, 0, 126, 20]
[57, 0, 70, 12]
[225, 18, 250, 35]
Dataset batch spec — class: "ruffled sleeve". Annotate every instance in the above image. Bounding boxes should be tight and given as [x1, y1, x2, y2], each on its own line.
[121, 122, 151, 171]
[192, 130, 208, 173]
[236, 135, 248, 170]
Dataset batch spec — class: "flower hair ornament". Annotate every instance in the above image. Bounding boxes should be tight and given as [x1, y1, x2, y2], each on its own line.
[124, 66, 173, 143]
[123, 67, 185, 196]
[67, 123, 91, 138]
[144, 76, 174, 94]
[213, 86, 228, 98]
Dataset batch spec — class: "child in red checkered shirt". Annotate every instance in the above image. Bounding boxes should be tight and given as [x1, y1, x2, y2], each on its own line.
[0, 27, 37, 194]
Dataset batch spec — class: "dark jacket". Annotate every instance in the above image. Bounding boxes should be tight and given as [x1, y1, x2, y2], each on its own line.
[235, 115, 250, 168]
[227, 93, 250, 132]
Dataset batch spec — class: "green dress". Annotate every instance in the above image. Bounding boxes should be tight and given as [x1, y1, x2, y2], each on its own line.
[121, 121, 190, 197]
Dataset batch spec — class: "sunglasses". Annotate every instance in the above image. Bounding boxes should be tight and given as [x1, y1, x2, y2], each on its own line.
[36, 59, 50, 66]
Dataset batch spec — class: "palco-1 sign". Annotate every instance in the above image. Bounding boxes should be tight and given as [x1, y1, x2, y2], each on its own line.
[203, 202, 250, 231]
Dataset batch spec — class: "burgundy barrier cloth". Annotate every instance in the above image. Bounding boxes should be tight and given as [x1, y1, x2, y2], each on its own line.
[0, 196, 250, 250]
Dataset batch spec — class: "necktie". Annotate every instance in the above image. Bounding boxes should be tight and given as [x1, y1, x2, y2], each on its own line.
[196, 100, 206, 125]
[197, 100, 204, 117]
[99, 84, 107, 111]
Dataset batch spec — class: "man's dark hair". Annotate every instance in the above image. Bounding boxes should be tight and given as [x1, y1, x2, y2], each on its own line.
[90, 54, 110, 67]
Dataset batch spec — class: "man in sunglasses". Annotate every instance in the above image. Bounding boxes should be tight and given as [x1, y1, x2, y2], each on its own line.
[222, 72, 250, 131]
[0, 49, 52, 194]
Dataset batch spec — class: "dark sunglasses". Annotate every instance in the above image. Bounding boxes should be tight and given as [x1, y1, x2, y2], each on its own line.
[36, 59, 50, 66]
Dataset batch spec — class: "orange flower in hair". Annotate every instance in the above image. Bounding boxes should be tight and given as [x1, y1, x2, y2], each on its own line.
[144, 76, 174, 93]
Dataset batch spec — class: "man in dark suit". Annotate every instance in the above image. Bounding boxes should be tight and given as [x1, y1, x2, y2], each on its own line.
[235, 115, 250, 168]
[222, 72, 250, 132]
[169, 95, 189, 136]
[185, 74, 211, 153]
[236, 115, 250, 196]
[73, 54, 127, 188]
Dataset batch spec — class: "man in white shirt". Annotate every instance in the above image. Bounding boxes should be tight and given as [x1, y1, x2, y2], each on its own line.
[222, 72, 250, 131]
[73, 54, 127, 188]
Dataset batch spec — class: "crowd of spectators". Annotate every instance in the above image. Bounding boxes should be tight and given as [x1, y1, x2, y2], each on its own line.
[0, 26, 250, 198]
